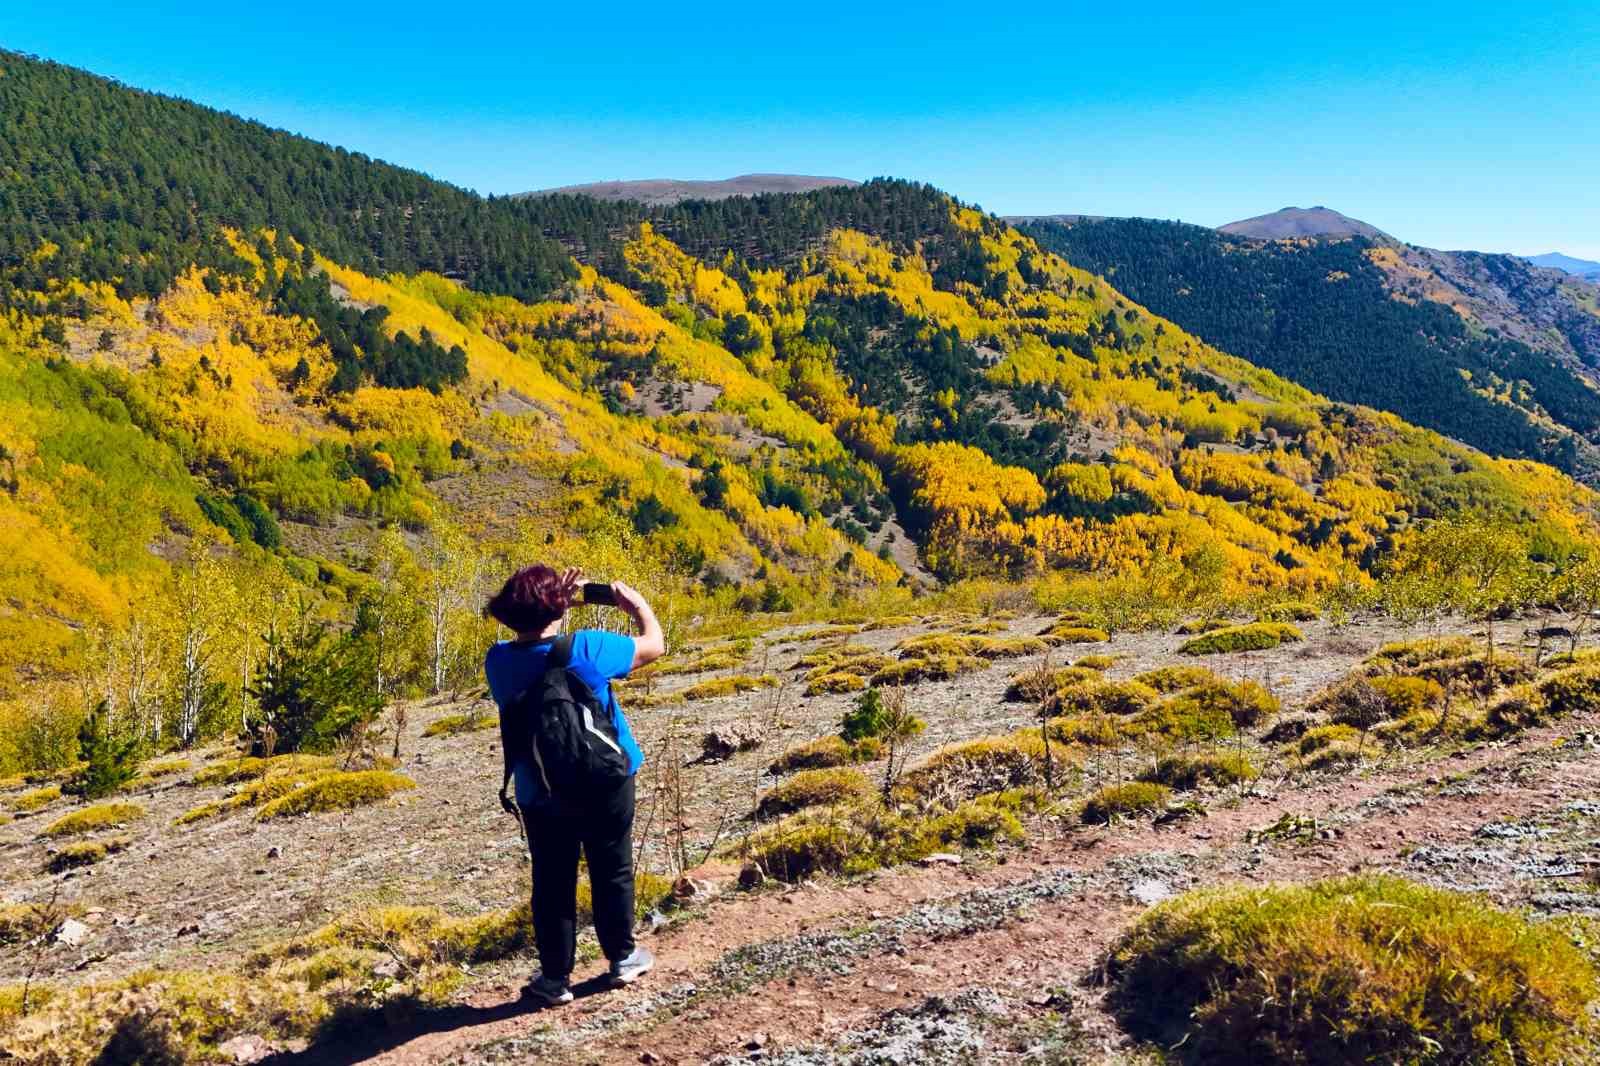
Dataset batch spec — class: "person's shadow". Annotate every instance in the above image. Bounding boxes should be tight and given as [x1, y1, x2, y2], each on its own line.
[255, 974, 617, 1065]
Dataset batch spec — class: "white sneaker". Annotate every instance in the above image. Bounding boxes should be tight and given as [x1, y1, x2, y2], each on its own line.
[609, 945, 655, 986]
[522, 973, 574, 1006]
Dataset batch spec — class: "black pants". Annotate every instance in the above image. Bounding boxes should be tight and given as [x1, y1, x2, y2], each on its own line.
[520, 775, 636, 979]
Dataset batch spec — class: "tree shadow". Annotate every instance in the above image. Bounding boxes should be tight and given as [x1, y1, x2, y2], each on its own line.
[258, 974, 617, 1065]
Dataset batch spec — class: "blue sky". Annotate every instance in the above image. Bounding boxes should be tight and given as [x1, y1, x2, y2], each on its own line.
[3, 1, 1597, 258]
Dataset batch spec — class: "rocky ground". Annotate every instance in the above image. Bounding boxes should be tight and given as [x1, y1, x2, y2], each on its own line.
[2, 611, 1597, 1064]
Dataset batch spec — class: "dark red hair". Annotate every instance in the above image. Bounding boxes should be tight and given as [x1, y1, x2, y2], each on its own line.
[484, 564, 568, 634]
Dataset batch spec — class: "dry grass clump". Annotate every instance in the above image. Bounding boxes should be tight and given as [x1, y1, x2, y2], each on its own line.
[896, 731, 1064, 805]
[792, 643, 885, 673]
[1103, 874, 1600, 1065]
[1038, 622, 1111, 646]
[0, 902, 82, 945]
[1310, 674, 1442, 730]
[10, 784, 61, 812]
[767, 735, 881, 774]
[804, 671, 869, 695]
[870, 654, 984, 686]
[1046, 712, 1125, 748]
[1081, 782, 1171, 824]
[1261, 713, 1317, 744]
[1256, 600, 1319, 622]
[256, 770, 416, 820]
[41, 801, 144, 837]
[643, 642, 749, 677]
[1475, 659, 1600, 739]
[1129, 698, 1236, 743]
[421, 711, 495, 737]
[1175, 617, 1229, 635]
[1073, 654, 1119, 671]
[1047, 678, 1159, 718]
[678, 674, 779, 701]
[756, 767, 873, 819]
[1291, 723, 1365, 770]
[738, 793, 1027, 884]
[45, 834, 132, 873]
[139, 756, 192, 779]
[1297, 723, 1360, 754]
[1365, 635, 1477, 671]
[192, 753, 336, 787]
[1133, 664, 1221, 693]
[1178, 622, 1303, 655]
[893, 633, 1051, 661]
[1174, 678, 1279, 728]
[575, 871, 676, 924]
[1005, 665, 1101, 703]
[1138, 753, 1258, 790]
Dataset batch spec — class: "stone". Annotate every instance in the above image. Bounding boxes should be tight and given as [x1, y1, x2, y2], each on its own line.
[919, 852, 963, 866]
[266, 845, 283, 859]
[1128, 879, 1173, 905]
[217, 1034, 272, 1064]
[698, 728, 761, 762]
[54, 918, 91, 947]
[738, 862, 766, 890]
[671, 876, 707, 902]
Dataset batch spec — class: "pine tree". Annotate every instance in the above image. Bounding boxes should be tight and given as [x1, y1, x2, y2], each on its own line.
[69, 701, 139, 799]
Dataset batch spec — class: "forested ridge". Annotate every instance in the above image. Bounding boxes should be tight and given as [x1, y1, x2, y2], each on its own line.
[2, 48, 1599, 779]
[1020, 217, 1600, 477]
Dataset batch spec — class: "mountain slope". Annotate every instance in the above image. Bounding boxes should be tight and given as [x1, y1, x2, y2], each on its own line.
[526, 174, 859, 205]
[1218, 206, 1390, 240]
[2, 50, 1599, 773]
[1020, 216, 1600, 481]
[1529, 252, 1600, 279]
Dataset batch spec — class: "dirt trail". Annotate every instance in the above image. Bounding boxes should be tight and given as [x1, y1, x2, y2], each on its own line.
[314, 709, 1600, 1066]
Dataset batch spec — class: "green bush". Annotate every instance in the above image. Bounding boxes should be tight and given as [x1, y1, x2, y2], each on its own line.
[1081, 782, 1171, 824]
[756, 768, 873, 819]
[1179, 622, 1303, 656]
[1103, 875, 1599, 1065]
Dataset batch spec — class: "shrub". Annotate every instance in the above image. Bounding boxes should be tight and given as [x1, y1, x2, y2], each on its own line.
[743, 811, 866, 882]
[1005, 665, 1100, 702]
[1130, 698, 1235, 743]
[1040, 625, 1111, 646]
[1406, 653, 1535, 691]
[139, 756, 191, 779]
[193, 754, 335, 787]
[45, 835, 132, 873]
[42, 801, 144, 837]
[1103, 875, 1600, 1065]
[11, 784, 61, 812]
[1256, 600, 1318, 622]
[1, 902, 82, 946]
[421, 712, 495, 737]
[1179, 622, 1303, 655]
[1081, 782, 1171, 824]
[1178, 678, 1279, 728]
[1366, 635, 1477, 671]
[1073, 654, 1118, 671]
[804, 671, 868, 695]
[1475, 659, 1600, 738]
[255, 771, 415, 820]
[897, 731, 1061, 805]
[1046, 678, 1158, 717]
[1138, 753, 1258, 790]
[1133, 665, 1220, 693]
[68, 701, 139, 799]
[767, 736, 881, 774]
[756, 768, 873, 819]
[678, 674, 779, 701]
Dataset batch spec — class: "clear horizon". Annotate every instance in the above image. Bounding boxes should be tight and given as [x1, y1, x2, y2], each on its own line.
[3, 0, 1596, 259]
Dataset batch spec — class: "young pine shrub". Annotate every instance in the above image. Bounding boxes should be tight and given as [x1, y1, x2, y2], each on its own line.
[1081, 782, 1172, 824]
[755, 767, 873, 820]
[1178, 622, 1303, 655]
[67, 701, 139, 800]
[1102, 874, 1600, 1066]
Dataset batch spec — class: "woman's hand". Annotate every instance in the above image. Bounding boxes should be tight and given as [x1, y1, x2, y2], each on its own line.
[557, 567, 583, 609]
[612, 581, 666, 669]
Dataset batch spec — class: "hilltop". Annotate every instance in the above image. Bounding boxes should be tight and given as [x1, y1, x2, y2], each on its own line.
[1531, 252, 1600, 280]
[525, 174, 860, 205]
[1217, 205, 1391, 240]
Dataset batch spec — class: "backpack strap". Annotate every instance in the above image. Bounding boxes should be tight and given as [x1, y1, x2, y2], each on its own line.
[548, 633, 576, 669]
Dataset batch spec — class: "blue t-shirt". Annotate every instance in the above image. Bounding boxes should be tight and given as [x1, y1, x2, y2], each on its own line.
[484, 629, 642, 806]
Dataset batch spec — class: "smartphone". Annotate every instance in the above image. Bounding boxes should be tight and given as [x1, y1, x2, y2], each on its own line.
[581, 582, 617, 606]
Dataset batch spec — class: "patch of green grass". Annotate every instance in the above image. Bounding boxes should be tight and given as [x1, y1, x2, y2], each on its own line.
[804, 671, 869, 695]
[1073, 654, 1119, 671]
[677, 674, 779, 701]
[1046, 678, 1158, 717]
[1129, 698, 1235, 743]
[1133, 665, 1221, 693]
[1365, 635, 1477, 671]
[255, 771, 415, 820]
[1039, 623, 1111, 645]
[756, 768, 873, 819]
[1046, 713, 1125, 748]
[1081, 782, 1171, 824]
[1256, 600, 1319, 622]
[1178, 622, 1302, 656]
[41, 801, 144, 837]
[139, 756, 192, 778]
[192, 754, 336, 787]
[1103, 874, 1600, 1065]
[870, 653, 985, 686]
[1170, 678, 1278, 728]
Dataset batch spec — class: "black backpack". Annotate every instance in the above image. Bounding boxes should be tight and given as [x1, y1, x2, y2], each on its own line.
[505, 635, 630, 802]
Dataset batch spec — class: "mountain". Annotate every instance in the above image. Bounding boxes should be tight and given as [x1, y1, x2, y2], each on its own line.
[1529, 252, 1600, 279]
[1020, 215, 1600, 481]
[2, 47, 1599, 770]
[526, 174, 860, 205]
[1218, 206, 1391, 240]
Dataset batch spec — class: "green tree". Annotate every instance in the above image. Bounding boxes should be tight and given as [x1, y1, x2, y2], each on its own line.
[69, 700, 139, 799]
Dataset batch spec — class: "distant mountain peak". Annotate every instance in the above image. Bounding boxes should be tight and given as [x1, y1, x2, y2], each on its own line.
[1218, 206, 1390, 241]
[1527, 252, 1600, 279]
[524, 174, 860, 206]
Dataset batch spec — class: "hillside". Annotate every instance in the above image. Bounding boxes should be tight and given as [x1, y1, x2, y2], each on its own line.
[1218, 205, 1391, 240]
[1020, 215, 1600, 480]
[1531, 252, 1600, 279]
[2, 49, 1600, 774]
[526, 174, 860, 205]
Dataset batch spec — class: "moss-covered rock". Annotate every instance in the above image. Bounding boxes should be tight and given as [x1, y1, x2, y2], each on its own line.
[255, 771, 415, 820]
[1178, 622, 1303, 656]
[41, 801, 144, 837]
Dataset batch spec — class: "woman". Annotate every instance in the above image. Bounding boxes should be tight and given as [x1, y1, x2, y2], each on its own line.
[483, 564, 665, 1006]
